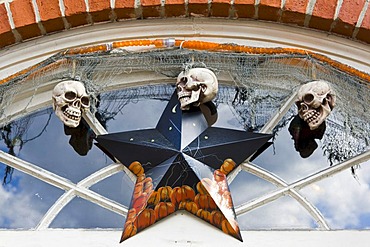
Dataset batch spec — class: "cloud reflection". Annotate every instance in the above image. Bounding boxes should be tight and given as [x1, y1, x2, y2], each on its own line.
[301, 161, 370, 229]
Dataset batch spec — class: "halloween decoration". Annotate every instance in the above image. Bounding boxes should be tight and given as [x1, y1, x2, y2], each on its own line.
[135, 208, 156, 230]
[96, 91, 272, 242]
[178, 201, 199, 214]
[220, 159, 236, 175]
[52, 80, 90, 128]
[154, 202, 176, 220]
[171, 185, 196, 208]
[296, 80, 336, 130]
[288, 115, 326, 158]
[64, 119, 94, 156]
[129, 161, 145, 176]
[176, 68, 218, 111]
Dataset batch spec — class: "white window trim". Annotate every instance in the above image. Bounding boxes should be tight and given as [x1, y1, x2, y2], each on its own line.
[0, 18, 369, 246]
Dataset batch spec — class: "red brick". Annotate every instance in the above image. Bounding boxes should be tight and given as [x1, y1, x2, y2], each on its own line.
[356, 27, 370, 43]
[10, 0, 37, 27]
[9, 0, 41, 40]
[284, 0, 307, 12]
[259, 0, 281, 21]
[141, 0, 161, 18]
[0, 4, 11, 34]
[89, 0, 110, 11]
[213, 0, 230, 3]
[281, 0, 308, 26]
[36, 0, 61, 20]
[89, 0, 111, 22]
[166, 0, 184, 4]
[41, 18, 65, 33]
[63, 0, 89, 27]
[260, 0, 280, 8]
[312, 0, 337, 19]
[234, 0, 254, 18]
[115, 0, 136, 19]
[235, 0, 254, 3]
[89, 11, 111, 23]
[337, 0, 365, 25]
[141, 0, 161, 6]
[165, 0, 185, 17]
[36, 0, 64, 33]
[116, 0, 136, 8]
[188, 0, 209, 17]
[309, 0, 337, 31]
[212, 0, 231, 17]
[189, 0, 208, 3]
[360, 4, 370, 29]
[0, 31, 16, 47]
[333, 0, 365, 37]
[355, 4, 370, 43]
[0, 4, 15, 47]
[64, 0, 86, 15]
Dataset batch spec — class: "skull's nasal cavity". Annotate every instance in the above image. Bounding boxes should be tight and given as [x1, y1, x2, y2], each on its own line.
[72, 99, 81, 107]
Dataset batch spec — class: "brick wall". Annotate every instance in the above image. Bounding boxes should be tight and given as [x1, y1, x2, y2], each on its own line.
[0, 0, 369, 48]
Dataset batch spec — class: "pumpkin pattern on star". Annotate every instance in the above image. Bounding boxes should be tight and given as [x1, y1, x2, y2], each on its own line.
[121, 159, 240, 241]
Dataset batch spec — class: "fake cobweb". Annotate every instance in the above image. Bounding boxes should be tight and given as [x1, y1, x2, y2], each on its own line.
[0, 47, 369, 171]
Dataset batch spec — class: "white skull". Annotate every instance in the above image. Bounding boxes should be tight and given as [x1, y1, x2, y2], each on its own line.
[176, 68, 218, 110]
[52, 80, 90, 128]
[296, 80, 336, 130]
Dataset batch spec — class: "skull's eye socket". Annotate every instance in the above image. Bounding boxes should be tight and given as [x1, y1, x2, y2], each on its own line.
[303, 94, 314, 104]
[81, 96, 90, 107]
[325, 94, 333, 103]
[180, 77, 188, 83]
[65, 91, 77, 101]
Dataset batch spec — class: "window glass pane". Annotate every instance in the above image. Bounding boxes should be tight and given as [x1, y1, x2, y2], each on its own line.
[229, 171, 276, 206]
[252, 108, 330, 183]
[98, 84, 291, 133]
[50, 197, 124, 228]
[97, 86, 171, 132]
[300, 160, 370, 229]
[2, 108, 111, 183]
[0, 46, 368, 232]
[253, 105, 369, 183]
[0, 165, 64, 229]
[90, 172, 134, 206]
[237, 196, 318, 230]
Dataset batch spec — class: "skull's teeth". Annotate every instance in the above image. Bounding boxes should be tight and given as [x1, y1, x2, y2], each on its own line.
[303, 110, 320, 123]
[63, 109, 81, 121]
[179, 96, 190, 105]
[178, 91, 192, 98]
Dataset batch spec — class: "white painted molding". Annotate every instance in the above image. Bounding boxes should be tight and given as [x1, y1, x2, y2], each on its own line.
[1, 212, 370, 247]
[0, 18, 369, 246]
[0, 19, 369, 81]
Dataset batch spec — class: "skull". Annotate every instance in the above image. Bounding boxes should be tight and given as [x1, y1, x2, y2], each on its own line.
[52, 80, 90, 128]
[296, 80, 336, 130]
[176, 68, 218, 110]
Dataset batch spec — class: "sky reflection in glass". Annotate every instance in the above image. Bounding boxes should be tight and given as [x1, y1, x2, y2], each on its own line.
[0, 83, 369, 231]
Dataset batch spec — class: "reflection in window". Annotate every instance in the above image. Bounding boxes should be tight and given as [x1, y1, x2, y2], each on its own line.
[90, 172, 134, 206]
[0, 167, 64, 229]
[0, 47, 368, 231]
[300, 161, 370, 229]
[229, 172, 276, 206]
[50, 197, 124, 228]
[237, 196, 318, 229]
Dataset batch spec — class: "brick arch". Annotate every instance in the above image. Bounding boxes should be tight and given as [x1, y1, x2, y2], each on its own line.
[0, 0, 369, 48]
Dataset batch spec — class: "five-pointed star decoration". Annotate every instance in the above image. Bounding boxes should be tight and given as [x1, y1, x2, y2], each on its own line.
[95, 91, 272, 242]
